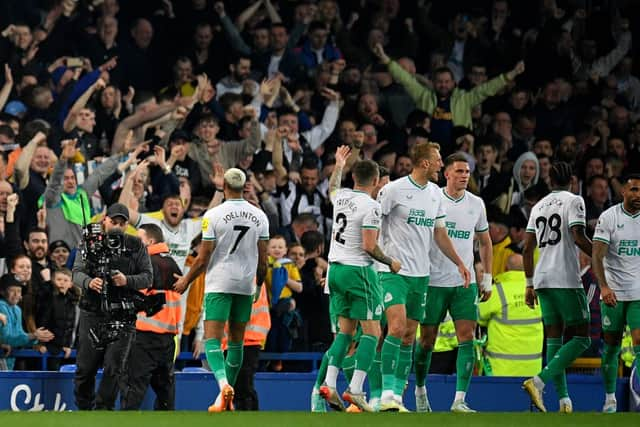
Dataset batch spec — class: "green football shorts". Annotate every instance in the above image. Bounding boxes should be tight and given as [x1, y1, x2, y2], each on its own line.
[423, 283, 479, 325]
[600, 300, 640, 333]
[536, 288, 590, 327]
[328, 263, 382, 321]
[204, 292, 253, 323]
[379, 272, 429, 322]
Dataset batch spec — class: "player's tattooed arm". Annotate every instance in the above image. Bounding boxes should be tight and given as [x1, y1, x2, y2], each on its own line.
[328, 145, 351, 199]
[367, 244, 394, 266]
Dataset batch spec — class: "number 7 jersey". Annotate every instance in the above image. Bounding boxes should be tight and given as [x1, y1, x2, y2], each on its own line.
[328, 189, 381, 266]
[526, 190, 586, 289]
[202, 198, 270, 295]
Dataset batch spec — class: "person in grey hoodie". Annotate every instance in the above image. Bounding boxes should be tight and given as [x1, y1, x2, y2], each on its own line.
[494, 151, 540, 213]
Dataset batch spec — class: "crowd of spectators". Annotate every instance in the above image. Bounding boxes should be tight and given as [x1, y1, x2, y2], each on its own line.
[0, 0, 639, 371]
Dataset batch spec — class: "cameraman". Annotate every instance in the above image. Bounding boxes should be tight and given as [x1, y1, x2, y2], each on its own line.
[72, 203, 153, 410]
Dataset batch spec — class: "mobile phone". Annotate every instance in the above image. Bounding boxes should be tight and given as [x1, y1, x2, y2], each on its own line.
[66, 57, 84, 68]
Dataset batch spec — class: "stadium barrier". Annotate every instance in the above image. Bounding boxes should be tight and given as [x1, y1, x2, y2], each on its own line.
[0, 350, 631, 412]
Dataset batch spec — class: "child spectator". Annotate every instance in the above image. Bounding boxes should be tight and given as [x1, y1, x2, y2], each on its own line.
[38, 268, 80, 371]
[265, 235, 303, 371]
[0, 274, 54, 370]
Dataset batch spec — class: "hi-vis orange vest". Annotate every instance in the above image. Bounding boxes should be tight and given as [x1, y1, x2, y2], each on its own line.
[136, 243, 182, 334]
[222, 284, 271, 350]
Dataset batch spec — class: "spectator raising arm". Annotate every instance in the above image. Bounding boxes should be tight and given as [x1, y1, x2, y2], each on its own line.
[62, 78, 106, 133]
[14, 131, 47, 191]
[0, 64, 13, 112]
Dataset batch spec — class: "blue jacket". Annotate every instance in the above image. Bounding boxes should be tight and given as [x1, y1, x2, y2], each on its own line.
[295, 40, 342, 70]
[0, 299, 36, 370]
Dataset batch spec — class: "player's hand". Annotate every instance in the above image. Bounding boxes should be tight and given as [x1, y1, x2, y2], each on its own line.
[334, 145, 351, 169]
[458, 264, 471, 288]
[88, 277, 104, 292]
[192, 340, 204, 359]
[601, 285, 617, 307]
[480, 288, 492, 302]
[111, 271, 127, 287]
[480, 273, 492, 301]
[172, 273, 189, 294]
[389, 259, 402, 273]
[525, 287, 538, 309]
[253, 285, 262, 303]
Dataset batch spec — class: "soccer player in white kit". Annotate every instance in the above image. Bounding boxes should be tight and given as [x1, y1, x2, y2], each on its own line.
[592, 173, 640, 413]
[414, 153, 493, 413]
[377, 142, 470, 412]
[317, 146, 401, 412]
[173, 168, 269, 412]
[522, 162, 593, 413]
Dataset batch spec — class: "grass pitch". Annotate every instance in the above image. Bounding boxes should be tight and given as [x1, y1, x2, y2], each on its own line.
[0, 412, 636, 427]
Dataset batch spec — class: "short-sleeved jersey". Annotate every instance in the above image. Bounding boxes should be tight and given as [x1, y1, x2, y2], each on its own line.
[526, 191, 586, 289]
[136, 214, 201, 271]
[593, 204, 640, 301]
[430, 189, 488, 287]
[377, 177, 446, 276]
[328, 189, 381, 266]
[202, 199, 269, 295]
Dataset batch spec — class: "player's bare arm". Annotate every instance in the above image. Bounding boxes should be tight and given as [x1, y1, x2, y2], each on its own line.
[571, 224, 593, 256]
[173, 240, 216, 294]
[522, 232, 538, 308]
[256, 240, 269, 297]
[591, 240, 617, 307]
[477, 230, 493, 301]
[362, 228, 401, 273]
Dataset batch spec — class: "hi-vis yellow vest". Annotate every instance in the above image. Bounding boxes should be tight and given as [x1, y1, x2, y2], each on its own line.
[478, 270, 543, 376]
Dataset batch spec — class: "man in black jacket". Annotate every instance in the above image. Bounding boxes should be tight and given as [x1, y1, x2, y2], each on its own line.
[72, 203, 153, 410]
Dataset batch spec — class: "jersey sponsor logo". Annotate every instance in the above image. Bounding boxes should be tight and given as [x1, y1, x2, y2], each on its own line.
[202, 218, 209, 233]
[384, 292, 393, 303]
[618, 240, 640, 256]
[407, 208, 435, 227]
[445, 221, 471, 239]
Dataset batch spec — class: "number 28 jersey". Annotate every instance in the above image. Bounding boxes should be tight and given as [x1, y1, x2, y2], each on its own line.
[526, 190, 586, 289]
[328, 189, 381, 266]
[202, 199, 270, 295]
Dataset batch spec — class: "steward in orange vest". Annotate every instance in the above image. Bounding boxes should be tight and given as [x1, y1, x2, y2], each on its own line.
[124, 224, 182, 410]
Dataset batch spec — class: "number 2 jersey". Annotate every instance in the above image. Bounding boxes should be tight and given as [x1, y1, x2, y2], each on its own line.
[593, 204, 640, 301]
[328, 188, 381, 266]
[202, 199, 269, 295]
[526, 190, 586, 289]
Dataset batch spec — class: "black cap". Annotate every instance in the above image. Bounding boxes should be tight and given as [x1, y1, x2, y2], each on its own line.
[0, 273, 23, 292]
[106, 203, 130, 221]
[169, 129, 191, 142]
[49, 240, 71, 253]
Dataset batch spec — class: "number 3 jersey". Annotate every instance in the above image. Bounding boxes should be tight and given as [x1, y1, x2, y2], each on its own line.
[328, 188, 381, 266]
[526, 190, 586, 289]
[593, 204, 640, 301]
[202, 199, 270, 295]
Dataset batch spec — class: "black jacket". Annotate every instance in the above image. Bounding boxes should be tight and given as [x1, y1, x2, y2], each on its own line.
[41, 287, 80, 353]
[73, 231, 153, 313]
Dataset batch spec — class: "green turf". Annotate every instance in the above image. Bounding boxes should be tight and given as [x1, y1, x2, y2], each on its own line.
[0, 412, 636, 427]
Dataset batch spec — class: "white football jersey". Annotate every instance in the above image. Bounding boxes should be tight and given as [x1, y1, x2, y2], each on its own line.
[136, 214, 201, 271]
[593, 204, 640, 301]
[377, 177, 446, 276]
[328, 189, 381, 266]
[526, 191, 586, 289]
[202, 199, 269, 295]
[430, 189, 488, 287]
